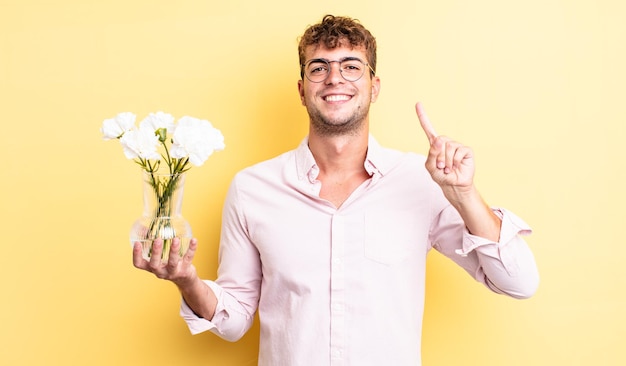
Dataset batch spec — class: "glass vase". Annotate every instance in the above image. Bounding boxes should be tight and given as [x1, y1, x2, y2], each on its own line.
[130, 170, 192, 263]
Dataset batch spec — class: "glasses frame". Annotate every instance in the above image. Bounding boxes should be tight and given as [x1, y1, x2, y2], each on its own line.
[301, 57, 376, 83]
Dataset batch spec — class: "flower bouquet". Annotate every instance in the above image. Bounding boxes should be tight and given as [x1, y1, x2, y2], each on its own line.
[101, 111, 224, 261]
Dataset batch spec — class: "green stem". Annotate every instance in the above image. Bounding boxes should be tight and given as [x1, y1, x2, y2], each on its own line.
[134, 152, 187, 260]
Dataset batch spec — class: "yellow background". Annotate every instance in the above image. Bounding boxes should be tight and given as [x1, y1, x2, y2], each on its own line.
[1, 0, 624, 365]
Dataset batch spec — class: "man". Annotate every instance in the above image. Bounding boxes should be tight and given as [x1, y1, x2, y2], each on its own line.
[133, 14, 539, 366]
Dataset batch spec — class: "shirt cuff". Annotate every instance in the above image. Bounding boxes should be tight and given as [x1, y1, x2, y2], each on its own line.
[455, 207, 532, 257]
[179, 280, 224, 335]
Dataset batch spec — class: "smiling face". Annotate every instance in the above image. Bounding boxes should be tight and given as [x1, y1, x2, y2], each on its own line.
[298, 40, 380, 137]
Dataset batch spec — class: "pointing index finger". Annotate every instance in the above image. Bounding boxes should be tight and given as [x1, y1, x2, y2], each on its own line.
[415, 102, 438, 144]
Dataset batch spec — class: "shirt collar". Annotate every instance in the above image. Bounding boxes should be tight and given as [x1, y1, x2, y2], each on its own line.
[295, 135, 389, 182]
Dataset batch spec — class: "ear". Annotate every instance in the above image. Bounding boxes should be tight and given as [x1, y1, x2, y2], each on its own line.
[297, 79, 306, 105]
[370, 76, 381, 103]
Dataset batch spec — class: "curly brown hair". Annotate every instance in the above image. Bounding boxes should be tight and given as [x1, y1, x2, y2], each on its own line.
[298, 15, 377, 79]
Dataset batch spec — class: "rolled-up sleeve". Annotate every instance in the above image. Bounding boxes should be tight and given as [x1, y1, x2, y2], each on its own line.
[179, 280, 219, 335]
[179, 280, 256, 341]
[432, 206, 539, 299]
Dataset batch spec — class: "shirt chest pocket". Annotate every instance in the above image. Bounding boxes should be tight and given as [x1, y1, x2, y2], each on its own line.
[363, 210, 424, 265]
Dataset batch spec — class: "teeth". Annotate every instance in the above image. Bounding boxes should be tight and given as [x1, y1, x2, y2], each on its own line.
[325, 95, 350, 102]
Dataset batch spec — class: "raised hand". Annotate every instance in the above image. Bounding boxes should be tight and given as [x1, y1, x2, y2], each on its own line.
[415, 102, 475, 190]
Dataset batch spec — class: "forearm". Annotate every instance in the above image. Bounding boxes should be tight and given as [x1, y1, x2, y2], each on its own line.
[442, 184, 501, 242]
[176, 276, 218, 320]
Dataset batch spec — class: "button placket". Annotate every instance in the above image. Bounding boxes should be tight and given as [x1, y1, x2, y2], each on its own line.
[330, 213, 346, 366]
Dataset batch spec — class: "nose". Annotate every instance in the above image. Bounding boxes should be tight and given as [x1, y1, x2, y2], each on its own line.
[325, 61, 344, 84]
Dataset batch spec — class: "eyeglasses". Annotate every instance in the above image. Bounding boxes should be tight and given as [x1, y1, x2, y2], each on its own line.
[301, 57, 375, 83]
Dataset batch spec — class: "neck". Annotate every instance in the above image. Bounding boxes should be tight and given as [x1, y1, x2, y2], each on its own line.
[308, 127, 369, 175]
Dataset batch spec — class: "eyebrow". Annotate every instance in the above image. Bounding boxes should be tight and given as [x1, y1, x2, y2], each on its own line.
[306, 56, 364, 64]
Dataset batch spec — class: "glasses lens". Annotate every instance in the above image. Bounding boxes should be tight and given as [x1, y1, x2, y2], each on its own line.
[305, 60, 330, 82]
[339, 59, 365, 81]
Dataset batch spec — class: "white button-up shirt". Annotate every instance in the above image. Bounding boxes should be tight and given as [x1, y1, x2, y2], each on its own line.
[180, 136, 539, 366]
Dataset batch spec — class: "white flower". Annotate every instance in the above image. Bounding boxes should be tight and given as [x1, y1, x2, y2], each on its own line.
[101, 112, 136, 140]
[139, 111, 176, 134]
[119, 125, 161, 160]
[170, 116, 225, 166]
[102, 111, 224, 174]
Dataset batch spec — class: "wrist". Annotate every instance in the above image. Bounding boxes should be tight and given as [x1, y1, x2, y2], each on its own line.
[443, 184, 501, 241]
[173, 272, 201, 293]
[441, 184, 478, 207]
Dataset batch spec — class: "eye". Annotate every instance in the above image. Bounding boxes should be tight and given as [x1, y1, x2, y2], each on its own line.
[341, 61, 363, 72]
[308, 62, 329, 75]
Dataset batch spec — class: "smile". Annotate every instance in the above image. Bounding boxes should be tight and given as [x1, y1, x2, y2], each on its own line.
[324, 94, 351, 102]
